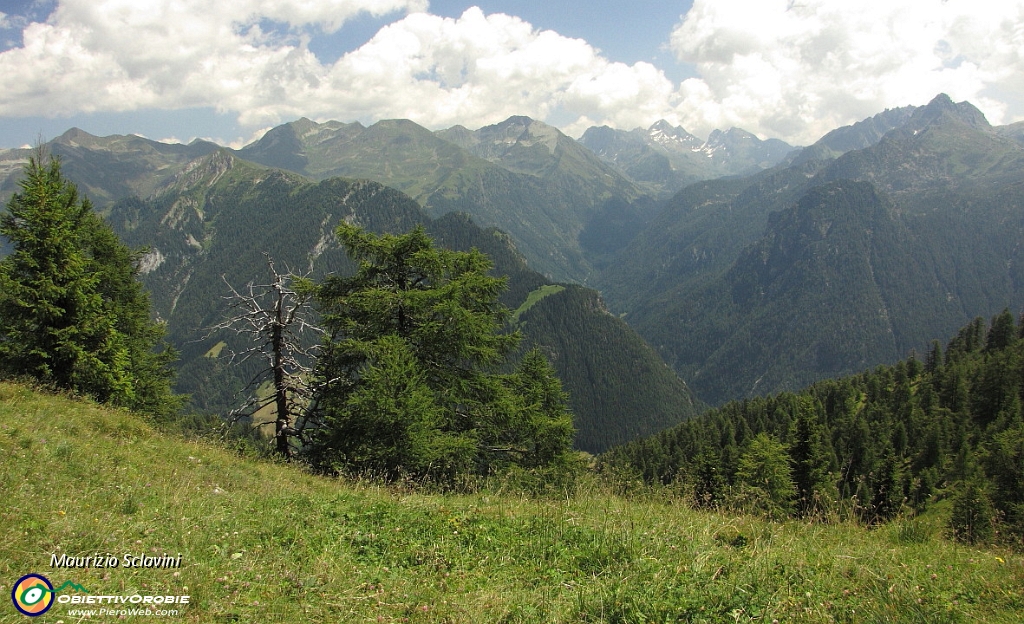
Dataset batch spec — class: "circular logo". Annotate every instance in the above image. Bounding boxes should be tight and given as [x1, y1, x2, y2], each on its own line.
[11, 574, 54, 617]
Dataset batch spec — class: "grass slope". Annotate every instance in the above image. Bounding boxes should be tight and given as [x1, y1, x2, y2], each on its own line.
[512, 285, 565, 323]
[1, 382, 1022, 623]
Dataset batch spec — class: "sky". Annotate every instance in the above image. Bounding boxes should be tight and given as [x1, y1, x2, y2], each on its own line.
[0, 0, 1021, 149]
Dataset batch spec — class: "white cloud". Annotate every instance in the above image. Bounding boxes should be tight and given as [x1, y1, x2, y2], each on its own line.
[0, 11, 30, 31]
[0, 2, 677, 138]
[0, 0, 427, 117]
[669, 0, 1024, 143]
[303, 8, 677, 134]
[0, 1, 1022, 144]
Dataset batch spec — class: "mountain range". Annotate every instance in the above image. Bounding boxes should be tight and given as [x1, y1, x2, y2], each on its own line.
[96, 151, 699, 453]
[3, 93, 1023, 440]
[234, 114, 663, 281]
[0, 115, 790, 282]
[578, 120, 795, 199]
[596, 94, 1024, 404]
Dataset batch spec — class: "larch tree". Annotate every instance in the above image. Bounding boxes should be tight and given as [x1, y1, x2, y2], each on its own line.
[304, 223, 575, 481]
[733, 433, 796, 519]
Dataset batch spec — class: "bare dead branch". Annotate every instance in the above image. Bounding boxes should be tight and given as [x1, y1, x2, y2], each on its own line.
[202, 253, 323, 459]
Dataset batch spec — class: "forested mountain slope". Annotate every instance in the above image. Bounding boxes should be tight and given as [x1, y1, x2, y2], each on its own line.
[108, 151, 698, 452]
[235, 116, 654, 282]
[598, 94, 1024, 405]
[600, 310, 1024, 545]
[0, 127, 219, 206]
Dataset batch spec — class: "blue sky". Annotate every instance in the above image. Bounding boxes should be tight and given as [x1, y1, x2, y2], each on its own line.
[308, 2, 696, 71]
[0, 1, 1021, 149]
[427, 1, 696, 76]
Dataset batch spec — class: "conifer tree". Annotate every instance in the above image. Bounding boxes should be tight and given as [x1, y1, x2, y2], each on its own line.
[78, 205, 181, 417]
[924, 340, 944, 374]
[870, 452, 905, 523]
[306, 224, 575, 480]
[985, 423, 1024, 540]
[949, 478, 995, 544]
[985, 308, 1016, 352]
[490, 347, 575, 469]
[789, 396, 838, 518]
[733, 433, 795, 519]
[0, 155, 179, 415]
[691, 450, 726, 509]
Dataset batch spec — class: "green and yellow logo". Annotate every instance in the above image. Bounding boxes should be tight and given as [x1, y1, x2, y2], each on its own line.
[10, 574, 88, 617]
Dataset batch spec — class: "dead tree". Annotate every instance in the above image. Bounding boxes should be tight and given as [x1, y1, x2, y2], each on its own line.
[208, 254, 320, 458]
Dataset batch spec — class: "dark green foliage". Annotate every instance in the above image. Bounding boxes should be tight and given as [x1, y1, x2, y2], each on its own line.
[984, 422, 1024, 542]
[1, 156, 129, 401]
[316, 334, 471, 477]
[949, 479, 996, 545]
[78, 205, 182, 418]
[493, 348, 576, 469]
[789, 396, 839, 517]
[986, 309, 1016, 352]
[597, 95, 1024, 407]
[690, 450, 727, 509]
[732, 433, 795, 520]
[600, 311, 1024, 541]
[0, 156, 179, 416]
[105, 156, 697, 453]
[305, 225, 575, 481]
[870, 452, 905, 524]
[513, 285, 700, 453]
[427, 213, 701, 453]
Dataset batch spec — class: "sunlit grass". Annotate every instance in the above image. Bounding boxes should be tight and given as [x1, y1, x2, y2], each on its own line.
[512, 284, 566, 323]
[1, 381, 1021, 622]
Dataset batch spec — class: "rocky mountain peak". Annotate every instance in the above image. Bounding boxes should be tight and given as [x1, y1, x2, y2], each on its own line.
[54, 127, 99, 147]
[907, 93, 991, 132]
[647, 120, 701, 148]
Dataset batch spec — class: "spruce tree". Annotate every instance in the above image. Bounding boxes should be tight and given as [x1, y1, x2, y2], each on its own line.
[1, 156, 131, 402]
[985, 423, 1024, 541]
[0, 156, 179, 415]
[985, 309, 1016, 352]
[949, 478, 995, 545]
[789, 396, 838, 518]
[78, 206, 181, 417]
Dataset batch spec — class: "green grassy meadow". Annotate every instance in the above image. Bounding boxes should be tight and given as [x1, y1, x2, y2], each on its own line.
[512, 285, 566, 323]
[1, 381, 1022, 623]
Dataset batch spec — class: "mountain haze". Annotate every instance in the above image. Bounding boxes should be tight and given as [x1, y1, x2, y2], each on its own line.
[598, 94, 1024, 404]
[0, 128, 219, 206]
[578, 120, 796, 199]
[105, 151, 698, 452]
[1, 115, 799, 285]
[236, 116, 654, 282]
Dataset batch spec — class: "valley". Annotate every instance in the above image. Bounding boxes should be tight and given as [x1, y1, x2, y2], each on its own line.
[2, 93, 1023, 444]
[3, 93, 1024, 622]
